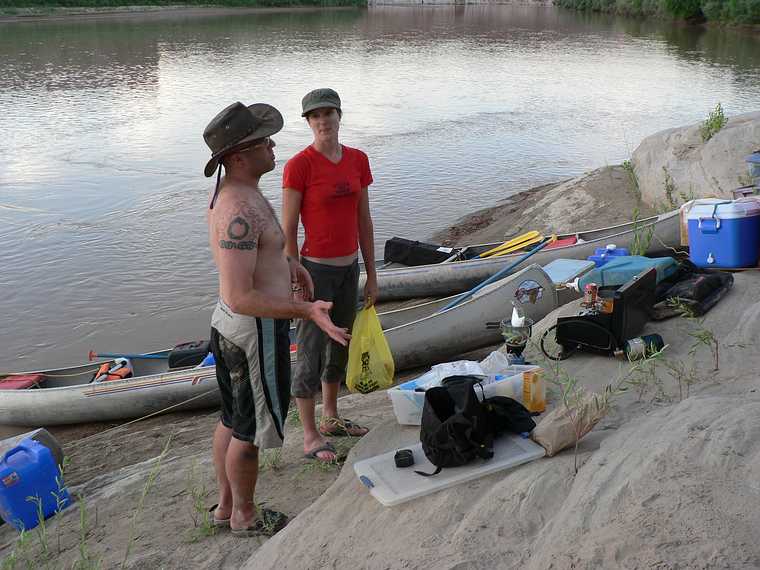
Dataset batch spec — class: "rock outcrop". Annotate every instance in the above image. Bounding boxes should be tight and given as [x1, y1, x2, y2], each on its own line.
[632, 110, 760, 208]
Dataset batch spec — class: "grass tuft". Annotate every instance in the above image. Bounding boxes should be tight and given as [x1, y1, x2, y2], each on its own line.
[120, 436, 172, 569]
[185, 461, 216, 543]
[259, 448, 283, 473]
[700, 103, 727, 142]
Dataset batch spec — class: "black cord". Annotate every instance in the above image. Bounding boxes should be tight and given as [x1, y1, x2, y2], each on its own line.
[540, 318, 619, 361]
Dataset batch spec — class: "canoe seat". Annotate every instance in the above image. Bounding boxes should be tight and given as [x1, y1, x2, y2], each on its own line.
[0, 374, 46, 390]
[545, 236, 578, 250]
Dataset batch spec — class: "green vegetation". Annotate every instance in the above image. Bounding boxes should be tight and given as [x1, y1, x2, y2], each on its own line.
[662, 167, 678, 210]
[700, 103, 727, 142]
[1, 458, 103, 570]
[259, 448, 284, 472]
[622, 160, 641, 201]
[0, 0, 364, 9]
[629, 207, 655, 256]
[286, 405, 302, 427]
[553, 0, 760, 24]
[120, 438, 171, 569]
[185, 461, 217, 543]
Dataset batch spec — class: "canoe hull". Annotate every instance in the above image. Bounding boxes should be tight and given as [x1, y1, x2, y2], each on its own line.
[0, 367, 220, 427]
[1, 265, 562, 426]
[364, 210, 681, 301]
[385, 264, 558, 370]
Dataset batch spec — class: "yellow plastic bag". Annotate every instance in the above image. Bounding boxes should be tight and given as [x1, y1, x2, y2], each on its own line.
[346, 306, 395, 394]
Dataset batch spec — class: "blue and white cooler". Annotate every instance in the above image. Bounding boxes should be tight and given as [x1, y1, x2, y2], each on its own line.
[686, 198, 760, 268]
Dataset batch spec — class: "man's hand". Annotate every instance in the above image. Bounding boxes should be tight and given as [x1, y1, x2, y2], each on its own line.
[288, 257, 314, 301]
[363, 273, 378, 308]
[308, 301, 351, 346]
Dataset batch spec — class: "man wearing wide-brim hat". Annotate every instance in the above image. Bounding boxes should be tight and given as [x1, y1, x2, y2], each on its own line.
[203, 101, 351, 537]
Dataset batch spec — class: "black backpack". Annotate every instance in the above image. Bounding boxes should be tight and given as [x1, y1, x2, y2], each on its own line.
[416, 376, 492, 476]
[416, 375, 538, 477]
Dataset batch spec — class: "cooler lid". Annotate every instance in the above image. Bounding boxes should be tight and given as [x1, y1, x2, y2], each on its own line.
[686, 198, 760, 220]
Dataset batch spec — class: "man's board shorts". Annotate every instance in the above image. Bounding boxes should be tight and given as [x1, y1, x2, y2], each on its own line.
[210, 299, 291, 449]
[291, 258, 359, 399]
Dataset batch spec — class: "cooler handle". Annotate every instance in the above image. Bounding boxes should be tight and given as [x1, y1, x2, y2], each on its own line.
[697, 217, 721, 233]
[697, 200, 732, 233]
[2, 444, 30, 463]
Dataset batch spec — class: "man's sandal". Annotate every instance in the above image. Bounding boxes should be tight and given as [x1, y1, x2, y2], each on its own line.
[230, 508, 288, 538]
[208, 504, 230, 528]
[319, 417, 369, 437]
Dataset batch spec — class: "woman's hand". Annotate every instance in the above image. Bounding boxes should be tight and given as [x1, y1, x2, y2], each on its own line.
[363, 273, 378, 307]
[288, 257, 314, 301]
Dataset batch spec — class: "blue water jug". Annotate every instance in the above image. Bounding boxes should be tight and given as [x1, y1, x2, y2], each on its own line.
[587, 244, 630, 268]
[0, 439, 71, 531]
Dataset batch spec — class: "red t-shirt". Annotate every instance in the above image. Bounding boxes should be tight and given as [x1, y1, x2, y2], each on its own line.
[283, 145, 373, 258]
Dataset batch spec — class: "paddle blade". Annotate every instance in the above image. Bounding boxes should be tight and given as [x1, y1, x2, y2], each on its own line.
[479, 231, 542, 258]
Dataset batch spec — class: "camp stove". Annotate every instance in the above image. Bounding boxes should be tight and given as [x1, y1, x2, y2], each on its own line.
[540, 267, 658, 360]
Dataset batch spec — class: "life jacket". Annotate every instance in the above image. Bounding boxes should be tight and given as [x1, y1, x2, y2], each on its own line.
[92, 358, 133, 383]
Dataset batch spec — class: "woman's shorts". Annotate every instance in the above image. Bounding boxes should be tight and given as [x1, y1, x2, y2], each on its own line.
[291, 258, 359, 399]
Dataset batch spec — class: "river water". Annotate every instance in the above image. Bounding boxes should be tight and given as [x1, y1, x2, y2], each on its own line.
[1, 5, 759, 372]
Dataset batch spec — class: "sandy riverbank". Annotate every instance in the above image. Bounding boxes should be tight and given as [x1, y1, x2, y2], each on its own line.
[0, 167, 650, 567]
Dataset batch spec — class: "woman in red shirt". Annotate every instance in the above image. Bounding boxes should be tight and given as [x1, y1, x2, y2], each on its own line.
[282, 88, 378, 462]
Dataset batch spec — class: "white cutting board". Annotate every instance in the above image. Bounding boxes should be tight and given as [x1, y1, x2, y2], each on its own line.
[353, 435, 545, 507]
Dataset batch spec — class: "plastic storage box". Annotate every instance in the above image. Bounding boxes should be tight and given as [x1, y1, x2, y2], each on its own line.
[0, 439, 71, 531]
[387, 364, 540, 426]
[578, 255, 677, 289]
[686, 198, 760, 268]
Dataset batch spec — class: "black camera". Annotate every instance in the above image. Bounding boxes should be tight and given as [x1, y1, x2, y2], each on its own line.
[394, 449, 414, 468]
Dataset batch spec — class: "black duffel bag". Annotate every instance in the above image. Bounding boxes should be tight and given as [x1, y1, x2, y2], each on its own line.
[383, 237, 455, 266]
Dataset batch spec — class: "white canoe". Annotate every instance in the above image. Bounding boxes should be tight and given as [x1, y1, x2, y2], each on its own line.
[364, 210, 681, 301]
[381, 263, 558, 370]
[0, 263, 568, 427]
[0, 357, 219, 427]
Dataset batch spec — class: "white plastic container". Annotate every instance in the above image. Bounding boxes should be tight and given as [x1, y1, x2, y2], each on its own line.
[388, 364, 540, 426]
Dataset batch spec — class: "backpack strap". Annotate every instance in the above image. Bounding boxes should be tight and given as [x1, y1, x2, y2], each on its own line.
[414, 465, 442, 477]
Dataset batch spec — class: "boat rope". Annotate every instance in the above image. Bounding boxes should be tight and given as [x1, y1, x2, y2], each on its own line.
[64, 388, 218, 450]
[652, 232, 688, 258]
